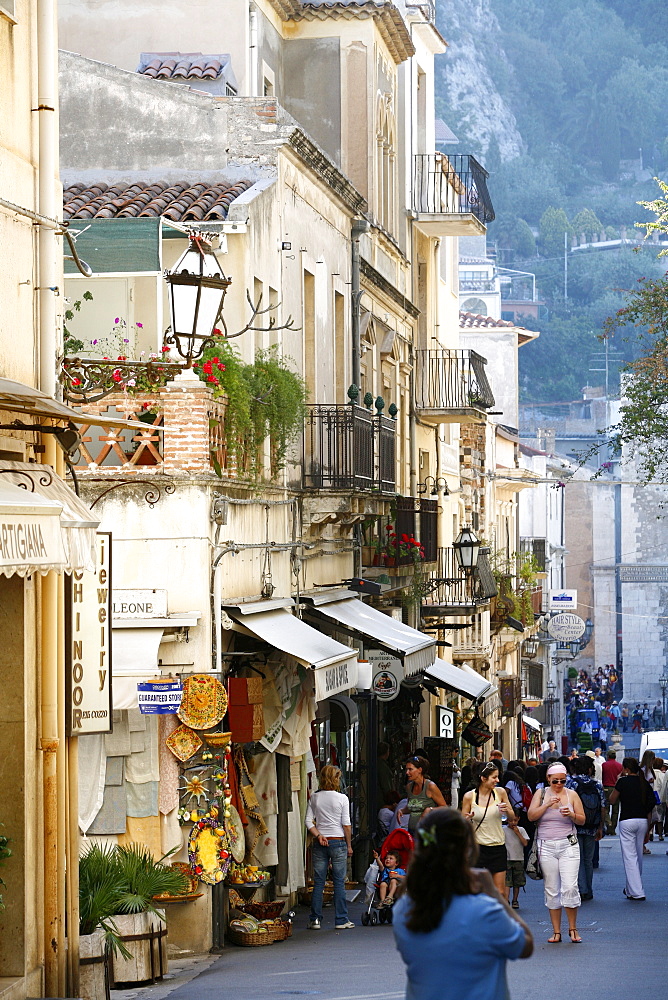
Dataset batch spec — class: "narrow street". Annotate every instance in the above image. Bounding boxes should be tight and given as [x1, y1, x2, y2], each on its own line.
[129, 835, 666, 1000]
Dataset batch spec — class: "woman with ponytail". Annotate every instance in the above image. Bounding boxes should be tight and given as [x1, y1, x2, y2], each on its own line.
[393, 809, 532, 1000]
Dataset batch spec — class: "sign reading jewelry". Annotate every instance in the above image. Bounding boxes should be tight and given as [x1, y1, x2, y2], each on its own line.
[67, 532, 113, 734]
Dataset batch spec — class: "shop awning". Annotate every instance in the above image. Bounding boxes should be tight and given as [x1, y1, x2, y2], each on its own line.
[0, 376, 154, 429]
[303, 593, 436, 677]
[0, 461, 99, 572]
[111, 611, 202, 708]
[0, 480, 66, 577]
[223, 603, 358, 699]
[425, 658, 491, 700]
[522, 714, 542, 732]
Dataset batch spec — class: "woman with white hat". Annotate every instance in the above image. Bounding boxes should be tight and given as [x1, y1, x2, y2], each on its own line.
[527, 762, 586, 943]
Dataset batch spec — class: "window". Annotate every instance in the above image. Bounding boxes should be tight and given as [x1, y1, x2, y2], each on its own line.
[0, 2, 16, 22]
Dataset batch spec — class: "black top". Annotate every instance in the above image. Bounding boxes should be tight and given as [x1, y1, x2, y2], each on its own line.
[615, 775, 654, 821]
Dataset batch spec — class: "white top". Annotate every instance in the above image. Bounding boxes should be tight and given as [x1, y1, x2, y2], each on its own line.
[504, 825, 529, 863]
[305, 789, 351, 837]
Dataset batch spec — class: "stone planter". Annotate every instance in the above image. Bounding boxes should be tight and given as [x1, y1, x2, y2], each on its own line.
[79, 928, 107, 1000]
[107, 910, 168, 987]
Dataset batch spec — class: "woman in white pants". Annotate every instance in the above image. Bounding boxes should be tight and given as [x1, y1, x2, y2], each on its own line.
[528, 763, 585, 943]
[608, 757, 654, 901]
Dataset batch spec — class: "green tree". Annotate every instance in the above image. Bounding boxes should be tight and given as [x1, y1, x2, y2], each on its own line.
[571, 209, 603, 243]
[492, 213, 536, 261]
[539, 207, 572, 258]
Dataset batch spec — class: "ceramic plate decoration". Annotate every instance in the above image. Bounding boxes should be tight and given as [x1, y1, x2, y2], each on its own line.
[188, 817, 232, 885]
[224, 804, 246, 863]
[177, 674, 228, 731]
[165, 724, 203, 762]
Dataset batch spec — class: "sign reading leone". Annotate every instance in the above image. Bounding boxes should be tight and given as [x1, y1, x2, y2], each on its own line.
[112, 589, 168, 619]
[67, 532, 112, 735]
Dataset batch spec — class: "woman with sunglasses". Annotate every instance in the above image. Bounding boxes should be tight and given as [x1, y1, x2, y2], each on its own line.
[527, 762, 585, 943]
[461, 762, 515, 893]
[400, 756, 446, 833]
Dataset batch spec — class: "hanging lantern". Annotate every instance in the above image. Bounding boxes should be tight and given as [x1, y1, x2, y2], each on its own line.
[453, 526, 481, 572]
[164, 232, 231, 366]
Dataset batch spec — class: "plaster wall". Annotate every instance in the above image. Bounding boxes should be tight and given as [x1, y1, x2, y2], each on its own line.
[460, 328, 519, 430]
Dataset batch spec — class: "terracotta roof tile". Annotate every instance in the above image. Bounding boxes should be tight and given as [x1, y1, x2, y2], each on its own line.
[62, 180, 252, 222]
[137, 53, 231, 81]
[459, 311, 515, 329]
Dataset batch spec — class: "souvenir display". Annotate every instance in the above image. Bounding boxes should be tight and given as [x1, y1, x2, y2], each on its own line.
[177, 674, 228, 730]
[203, 731, 232, 748]
[180, 773, 209, 806]
[224, 804, 246, 862]
[188, 816, 232, 885]
[165, 723, 203, 762]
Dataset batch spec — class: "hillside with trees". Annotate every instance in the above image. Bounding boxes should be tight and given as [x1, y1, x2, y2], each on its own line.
[435, 0, 668, 401]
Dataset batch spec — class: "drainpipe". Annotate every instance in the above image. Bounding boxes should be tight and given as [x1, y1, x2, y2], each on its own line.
[249, 3, 258, 97]
[37, 0, 59, 397]
[351, 219, 369, 391]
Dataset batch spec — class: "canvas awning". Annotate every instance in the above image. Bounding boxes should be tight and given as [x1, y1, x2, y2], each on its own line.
[0, 479, 67, 577]
[223, 602, 358, 699]
[303, 592, 436, 677]
[522, 714, 542, 732]
[0, 376, 154, 429]
[0, 461, 99, 572]
[425, 658, 491, 700]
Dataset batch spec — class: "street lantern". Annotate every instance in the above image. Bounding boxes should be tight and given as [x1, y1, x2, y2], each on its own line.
[659, 672, 668, 726]
[164, 232, 231, 367]
[523, 635, 540, 659]
[582, 618, 594, 647]
[567, 639, 581, 658]
[453, 526, 480, 572]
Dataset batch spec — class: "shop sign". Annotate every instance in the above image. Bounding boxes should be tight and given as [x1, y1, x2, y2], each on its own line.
[67, 532, 112, 735]
[547, 613, 585, 641]
[499, 676, 520, 716]
[0, 513, 64, 572]
[367, 650, 403, 701]
[313, 657, 358, 702]
[436, 705, 455, 739]
[112, 589, 168, 618]
[137, 679, 183, 714]
[549, 589, 577, 611]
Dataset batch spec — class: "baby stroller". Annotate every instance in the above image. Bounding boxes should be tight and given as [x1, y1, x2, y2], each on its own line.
[361, 827, 413, 926]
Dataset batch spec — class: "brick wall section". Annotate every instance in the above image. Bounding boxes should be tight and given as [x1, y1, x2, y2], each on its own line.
[160, 373, 213, 472]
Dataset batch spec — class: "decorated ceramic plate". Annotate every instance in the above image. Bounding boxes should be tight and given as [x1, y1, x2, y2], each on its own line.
[165, 724, 203, 762]
[177, 675, 228, 731]
[224, 804, 246, 863]
[188, 817, 232, 885]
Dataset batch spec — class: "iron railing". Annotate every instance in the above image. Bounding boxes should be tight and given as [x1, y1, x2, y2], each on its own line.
[303, 404, 396, 493]
[419, 499, 438, 563]
[520, 536, 547, 573]
[412, 153, 495, 223]
[460, 278, 497, 293]
[415, 348, 495, 412]
[422, 547, 476, 613]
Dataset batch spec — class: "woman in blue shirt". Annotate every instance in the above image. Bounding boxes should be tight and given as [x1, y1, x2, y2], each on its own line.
[393, 808, 532, 1000]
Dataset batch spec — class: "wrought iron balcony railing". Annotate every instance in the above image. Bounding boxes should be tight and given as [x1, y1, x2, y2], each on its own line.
[61, 357, 183, 404]
[415, 348, 495, 416]
[421, 545, 497, 616]
[412, 154, 495, 224]
[303, 404, 396, 493]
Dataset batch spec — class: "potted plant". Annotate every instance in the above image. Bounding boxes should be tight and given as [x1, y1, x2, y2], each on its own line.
[79, 843, 188, 995]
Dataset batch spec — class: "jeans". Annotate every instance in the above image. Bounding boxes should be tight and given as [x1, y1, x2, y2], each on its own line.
[577, 834, 596, 896]
[622, 717, 628, 732]
[310, 840, 349, 924]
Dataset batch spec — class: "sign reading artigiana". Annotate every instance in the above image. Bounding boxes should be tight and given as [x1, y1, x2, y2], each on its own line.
[67, 532, 113, 735]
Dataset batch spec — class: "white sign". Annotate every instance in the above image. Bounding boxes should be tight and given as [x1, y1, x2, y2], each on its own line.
[313, 657, 358, 701]
[0, 513, 65, 572]
[68, 533, 112, 734]
[547, 613, 585, 641]
[549, 589, 577, 611]
[436, 705, 455, 739]
[367, 650, 403, 701]
[112, 589, 168, 619]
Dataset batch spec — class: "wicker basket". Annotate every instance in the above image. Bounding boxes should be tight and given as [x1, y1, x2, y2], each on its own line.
[274, 920, 293, 941]
[242, 900, 285, 921]
[227, 925, 280, 947]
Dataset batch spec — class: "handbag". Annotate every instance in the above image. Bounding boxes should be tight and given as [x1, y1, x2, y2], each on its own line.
[526, 837, 542, 880]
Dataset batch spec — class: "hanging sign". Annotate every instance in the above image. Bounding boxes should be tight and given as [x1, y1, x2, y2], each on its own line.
[313, 657, 358, 701]
[137, 679, 183, 714]
[547, 613, 585, 641]
[549, 589, 577, 612]
[436, 705, 455, 739]
[367, 649, 403, 701]
[67, 532, 113, 735]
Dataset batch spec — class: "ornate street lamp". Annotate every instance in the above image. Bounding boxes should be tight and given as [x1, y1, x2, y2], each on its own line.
[523, 634, 540, 659]
[453, 526, 480, 573]
[659, 672, 668, 728]
[164, 232, 231, 367]
[568, 639, 581, 658]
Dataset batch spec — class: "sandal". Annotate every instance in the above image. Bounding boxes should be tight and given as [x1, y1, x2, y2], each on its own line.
[643, 847, 651, 855]
[568, 928, 582, 943]
[547, 932, 562, 944]
[511, 900, 519, 909]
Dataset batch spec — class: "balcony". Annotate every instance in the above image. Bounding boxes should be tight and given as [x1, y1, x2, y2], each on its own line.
[303, 404, 396, 493]
[415, 348, 495, 423]
[451, 610, 492, 660]
[422, 546, 497, 618]
[412, 154, 494, 236]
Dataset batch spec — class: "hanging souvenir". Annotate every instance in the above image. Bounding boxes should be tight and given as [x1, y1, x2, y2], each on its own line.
[224, 804, 246, 863]
[177, 674, 228, 730]
[188, 816, 232, 884]
[165, 723, 203, 762]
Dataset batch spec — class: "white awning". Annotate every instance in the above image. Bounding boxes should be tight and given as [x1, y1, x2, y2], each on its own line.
[303, 595, 436, 677]
[0, 461, 99, 572]
[523, 714, 542, 732]
[0, 375, 153, 429]
[224, 604, 358, 695]
[425, 658, 491, 700]
[0, 480, 66, 577]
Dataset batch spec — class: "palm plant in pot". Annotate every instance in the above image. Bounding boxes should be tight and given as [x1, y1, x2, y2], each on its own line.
[79, 843, 188, 996]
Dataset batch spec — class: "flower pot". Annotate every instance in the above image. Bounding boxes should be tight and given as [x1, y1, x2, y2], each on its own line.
[383, 555, 396, 568]
[79, 929, 107, 1000]
[107, 910, 168, 987]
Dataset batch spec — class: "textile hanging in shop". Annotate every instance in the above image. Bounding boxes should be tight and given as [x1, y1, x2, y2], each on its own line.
[78, 733, 106, 834]
[126, 781, 159, 818]
[105, 710, 132, 756]
[87, 782, 127, 836]
[276, 789, 306, 894]
[158, 715, 181, 815]
[125, 712, 160, 783]
[275, 752, 293, 886]
[250, 752, 279, 867]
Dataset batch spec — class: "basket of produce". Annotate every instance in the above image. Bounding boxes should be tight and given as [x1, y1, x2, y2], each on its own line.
[228, 913, 283, 946]
[274, 920, 293, 941]
[241, 900, 285, 921]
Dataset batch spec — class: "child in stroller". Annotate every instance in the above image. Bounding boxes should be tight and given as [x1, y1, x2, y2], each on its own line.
[362, 827, 413, 925]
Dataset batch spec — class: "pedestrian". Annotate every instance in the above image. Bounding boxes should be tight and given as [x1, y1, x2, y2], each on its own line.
[527, 762, 586, 943]
[504, 817, 529, 908]
[590, 748, 603, 782]
[650, 757, 665, 843]
[652, 700, 664, 730]
[640, 750, 657, 853]
[602, 750, 623, 834]
[459, 756, 477, 803]
[566, 756, 605, 901]
[632, 705, 642, 733]
[450, 750, 461, 809]
[598, 718, 608, 750]
[392, 808, 532, 1000]
[305, 764, 355, 930]
[621, 703, 629, 733]
[608, 757, 655, 901]
[641, 703, 651, 731]
[399, 755, 446, 834]
[378, 789, 401, 839]
[372, 849, 406, 908]
[490, 748, 508, 772]
[541, 740, 558, 762]
[610, 701, 621, 733]
[461, 762, 515, 893]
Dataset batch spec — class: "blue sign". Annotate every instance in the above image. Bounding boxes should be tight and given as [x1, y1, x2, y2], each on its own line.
[137, 680, 183, 714]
